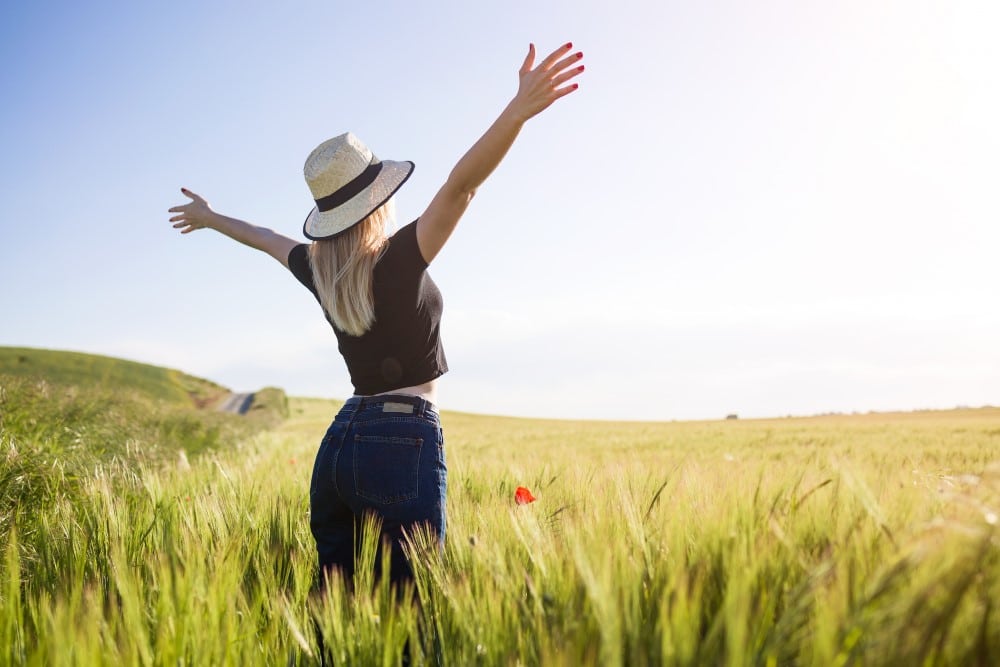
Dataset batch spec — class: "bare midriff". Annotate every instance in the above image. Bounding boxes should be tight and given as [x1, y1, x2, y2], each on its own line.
[366, 378, 438, 405]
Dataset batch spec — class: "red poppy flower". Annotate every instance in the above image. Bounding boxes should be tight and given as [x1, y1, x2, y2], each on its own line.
[515, 486, 536, 505]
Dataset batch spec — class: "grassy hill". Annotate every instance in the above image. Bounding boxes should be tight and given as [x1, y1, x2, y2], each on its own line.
[0, 346, 230, 408]
[0, 346, 286, 458]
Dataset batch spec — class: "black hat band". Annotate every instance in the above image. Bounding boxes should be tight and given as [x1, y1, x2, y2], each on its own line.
[314, 159, 383, 212]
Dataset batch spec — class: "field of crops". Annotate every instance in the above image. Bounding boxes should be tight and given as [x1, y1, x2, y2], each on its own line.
[2, 351, 999, 665]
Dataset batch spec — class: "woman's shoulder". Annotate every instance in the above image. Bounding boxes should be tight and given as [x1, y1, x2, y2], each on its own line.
[382, 219, 426, 271]
[287, 243, 315, 291]
[389, 219, 419, 245]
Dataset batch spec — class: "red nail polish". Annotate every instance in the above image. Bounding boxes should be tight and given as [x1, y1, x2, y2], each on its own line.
[578, 65, 585, 71]
[566, 42, 573, 49]
[572, 84, 579, 89]
[576, 52, 583, 59]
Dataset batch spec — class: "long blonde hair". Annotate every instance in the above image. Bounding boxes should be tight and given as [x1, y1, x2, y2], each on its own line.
[308, 199, 394, 336]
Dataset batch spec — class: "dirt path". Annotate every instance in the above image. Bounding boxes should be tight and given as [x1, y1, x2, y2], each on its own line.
[217, 392, 254, 415]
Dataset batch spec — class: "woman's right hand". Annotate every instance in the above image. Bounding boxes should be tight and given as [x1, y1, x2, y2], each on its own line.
[168, 188, 217, 234]
[508, 42, 584, 122]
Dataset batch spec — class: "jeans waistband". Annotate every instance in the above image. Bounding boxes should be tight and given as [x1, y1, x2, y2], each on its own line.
[343, 393, 438, 417]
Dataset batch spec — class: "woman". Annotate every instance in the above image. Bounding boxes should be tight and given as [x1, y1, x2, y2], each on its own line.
[168, 42, 584, 588]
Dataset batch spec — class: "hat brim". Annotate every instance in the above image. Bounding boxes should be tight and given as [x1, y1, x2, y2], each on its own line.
[302, 160, 414, 241]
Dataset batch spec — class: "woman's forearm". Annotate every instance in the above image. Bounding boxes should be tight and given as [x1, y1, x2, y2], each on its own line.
[207, 211, 282, 252]
[170, 188, 298, 266]
[446, 103, 525, 196]
[412, 43, 582, 263]
[444, 43, 582, 197]
[206, 211, 299, 266]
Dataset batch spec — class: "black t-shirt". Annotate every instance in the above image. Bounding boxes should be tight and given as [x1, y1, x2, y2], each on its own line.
[287, 220, 448, 395]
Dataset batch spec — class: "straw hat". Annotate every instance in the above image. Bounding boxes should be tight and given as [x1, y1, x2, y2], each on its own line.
[302, 133, 414, 240]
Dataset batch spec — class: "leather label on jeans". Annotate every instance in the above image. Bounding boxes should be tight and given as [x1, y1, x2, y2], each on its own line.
[383, 402, 415, 414]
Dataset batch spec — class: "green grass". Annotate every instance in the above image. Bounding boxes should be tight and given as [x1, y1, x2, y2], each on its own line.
[0, 347, 287, 605]
[1, 352, 998, 664]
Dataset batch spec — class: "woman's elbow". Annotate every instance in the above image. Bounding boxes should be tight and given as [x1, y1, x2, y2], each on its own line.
[445, 174, 477, 202]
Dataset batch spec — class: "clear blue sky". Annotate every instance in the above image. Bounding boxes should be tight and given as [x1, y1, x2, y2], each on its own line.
[2, 0, 998, 420]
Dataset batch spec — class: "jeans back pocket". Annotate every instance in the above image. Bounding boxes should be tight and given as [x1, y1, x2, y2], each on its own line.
[353, 434, 423, 505]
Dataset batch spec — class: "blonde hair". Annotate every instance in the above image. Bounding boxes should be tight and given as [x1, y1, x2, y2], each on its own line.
[308, 199, 394, 336]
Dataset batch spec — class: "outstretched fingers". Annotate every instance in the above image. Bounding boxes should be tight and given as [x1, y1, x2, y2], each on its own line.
[551, 61, 584, 88]
[550, 50, 584, 76]
[539, 42, 574, 71]
[179, 187, 205, 203]
[170, 217, 199, 234]
[167, 189, 200, 213]
[551, 82, 580, 101]
[168, 187, 212, 234]
[541, 46, 584, 101]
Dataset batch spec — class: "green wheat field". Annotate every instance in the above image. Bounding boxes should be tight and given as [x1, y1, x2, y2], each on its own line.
[2, 347, 998, 665]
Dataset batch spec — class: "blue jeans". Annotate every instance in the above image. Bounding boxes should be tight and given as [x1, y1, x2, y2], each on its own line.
[309, 394, 447, 588]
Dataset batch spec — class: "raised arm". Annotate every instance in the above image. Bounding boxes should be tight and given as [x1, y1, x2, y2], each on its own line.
[416, 42, 584, 264]
[168, 188, 299, 268]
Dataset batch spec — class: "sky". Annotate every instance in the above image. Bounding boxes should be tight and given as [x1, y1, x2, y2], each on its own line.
[1, 0, 998, 421]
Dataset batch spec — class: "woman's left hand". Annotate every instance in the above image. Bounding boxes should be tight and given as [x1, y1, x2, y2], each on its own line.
[508, 42, 584, 122]
[414, 42, 584, 263]
[168, 188, 218, 234]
